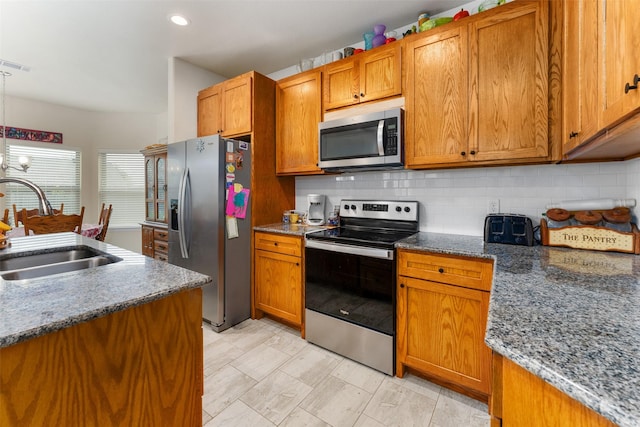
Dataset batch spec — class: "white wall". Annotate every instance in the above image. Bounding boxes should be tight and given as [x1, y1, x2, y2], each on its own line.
[295, 158, 640, 236]
[168, 58, 226, 143]
[1, 95, 160, 252]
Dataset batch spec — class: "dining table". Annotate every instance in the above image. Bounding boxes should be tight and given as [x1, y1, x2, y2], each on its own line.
[6, 224, 103, 239]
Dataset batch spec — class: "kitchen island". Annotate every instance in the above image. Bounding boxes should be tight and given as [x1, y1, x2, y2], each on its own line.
[397, 233, 640, 427]
[0, 232, 211, 426]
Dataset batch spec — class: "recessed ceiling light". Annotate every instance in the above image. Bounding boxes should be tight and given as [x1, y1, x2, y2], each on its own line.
[169, 14, 190, 26]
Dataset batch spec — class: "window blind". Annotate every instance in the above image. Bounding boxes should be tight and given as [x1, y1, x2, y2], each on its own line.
[98, 151, 145, 227]
[5, 144, 81, 224]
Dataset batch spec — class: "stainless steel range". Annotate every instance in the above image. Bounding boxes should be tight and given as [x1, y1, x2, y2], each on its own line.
[304, 199, 419, 375]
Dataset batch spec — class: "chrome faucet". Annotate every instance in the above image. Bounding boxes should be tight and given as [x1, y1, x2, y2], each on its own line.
[0, 177, 53, 215]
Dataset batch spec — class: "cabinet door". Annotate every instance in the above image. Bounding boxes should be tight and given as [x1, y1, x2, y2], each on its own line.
[323, 58, 359, 110]
[254, 249, 302, 325]
[562, 0, 600, 154]
[144, 156, 155, 221]
[141, 225, 154, 257]
[155, 154, 167, 223]
[599, 0, 640, 129]
[197, 85, 223, 137]
[469, 1, 549, 162]
[405, 26, 469, 167]
[359, 43, 402, 104]
[276, 70, 323, 175]
[221, 74, 253, 137]
[397, 276, 491, 395]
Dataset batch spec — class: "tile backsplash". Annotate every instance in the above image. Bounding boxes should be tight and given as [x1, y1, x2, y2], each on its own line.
[295, 158, 640, 236]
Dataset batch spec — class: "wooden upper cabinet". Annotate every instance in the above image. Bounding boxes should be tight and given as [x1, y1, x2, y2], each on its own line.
[599, 0, 640, 129]
[197, 74, 252, 137]
[562, 0, 600, 154]
[323, 43, 401, 111]
[469, 0, 549, 162]
[405, 1, 549, 169]
[276, 70, 323, 175]
[405, 26, 469, 167]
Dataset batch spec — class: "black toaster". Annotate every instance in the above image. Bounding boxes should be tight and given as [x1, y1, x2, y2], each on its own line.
[484, 214, 535, 246]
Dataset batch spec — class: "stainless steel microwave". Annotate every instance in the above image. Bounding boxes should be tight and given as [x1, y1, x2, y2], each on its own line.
[318, 108, 403, 171]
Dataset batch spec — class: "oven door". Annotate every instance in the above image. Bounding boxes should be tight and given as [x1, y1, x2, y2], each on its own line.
[304, 240, 395, 336]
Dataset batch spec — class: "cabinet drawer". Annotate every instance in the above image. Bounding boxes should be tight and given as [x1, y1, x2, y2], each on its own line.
[254, 232, 302, 257]
[398, 250, 493, 292]
[154, 240, 169, 254]
[154, 228, 168, 241]
[154, 252, 168, 262]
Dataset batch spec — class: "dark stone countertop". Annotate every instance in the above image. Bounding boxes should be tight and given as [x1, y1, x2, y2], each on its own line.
[0, 232, 211, 348]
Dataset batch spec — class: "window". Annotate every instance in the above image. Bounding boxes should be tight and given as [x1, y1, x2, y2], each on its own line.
[4, 144, 81, 224]
[98, 151, 145, 227]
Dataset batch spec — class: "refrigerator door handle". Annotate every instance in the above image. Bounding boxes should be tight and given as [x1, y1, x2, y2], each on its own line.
[178, 168, 191, 258]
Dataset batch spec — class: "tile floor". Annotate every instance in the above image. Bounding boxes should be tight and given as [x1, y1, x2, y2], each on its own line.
[202, 317, 491, 427]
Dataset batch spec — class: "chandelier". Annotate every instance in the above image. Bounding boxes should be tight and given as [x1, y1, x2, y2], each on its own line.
[1, 69, 31, 173]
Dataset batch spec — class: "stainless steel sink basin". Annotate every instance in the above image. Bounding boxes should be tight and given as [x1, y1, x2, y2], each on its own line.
[0, 246, 122, 280]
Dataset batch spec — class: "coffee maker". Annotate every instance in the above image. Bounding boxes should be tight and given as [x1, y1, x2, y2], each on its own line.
[306, 194, 326, 225]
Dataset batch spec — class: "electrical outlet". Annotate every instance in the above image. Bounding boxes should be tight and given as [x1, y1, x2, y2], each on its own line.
[488, 198, 500, 213]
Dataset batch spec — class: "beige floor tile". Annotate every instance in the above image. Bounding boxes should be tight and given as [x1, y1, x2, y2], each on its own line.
[219, 319, 279, 351]
[353, 414, 386, 427]
[202, 364, 257, 418]
[388, 373, 442, 402]
[300, 375, 372, 427]
[231, 342, 291, 381]
[279, 407, 331, 427]
[205, 400, 275, 427]
[363, 377, 437, 426]
[203, 338, 246, 377]
[279, 344, 342, 387]
[429, 389, 490, 427]
[263, 327, 308, 356]
[241, 369, 314, 424]
[330, 358, 386, 394]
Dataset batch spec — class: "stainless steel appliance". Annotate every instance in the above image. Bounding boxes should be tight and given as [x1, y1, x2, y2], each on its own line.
[304, 199, 419, 375]
[318, 108, 403, 172]
[168, 135, 252, 332]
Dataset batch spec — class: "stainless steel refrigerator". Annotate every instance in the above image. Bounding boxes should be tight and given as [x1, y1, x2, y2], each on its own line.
[167, 135, 252, 332]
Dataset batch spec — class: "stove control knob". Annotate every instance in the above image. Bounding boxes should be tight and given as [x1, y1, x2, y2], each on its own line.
[404, 206, 411, 213]
[344, 204, 350, 210]
[395, 206, 402, 212]
[350, 204, 357, 211]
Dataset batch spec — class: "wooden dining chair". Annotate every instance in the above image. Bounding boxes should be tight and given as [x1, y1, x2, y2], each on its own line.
[22, 206, 84, 236]
[13, 203, 64, 227]
[2, 208, 9, 225]
[95, 203, 112, 241]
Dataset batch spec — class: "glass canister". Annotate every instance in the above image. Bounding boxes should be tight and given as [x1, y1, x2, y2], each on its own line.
[602, 207, 632, 232]
[545, 208, 571, 228]
[574, 210, 603, 227]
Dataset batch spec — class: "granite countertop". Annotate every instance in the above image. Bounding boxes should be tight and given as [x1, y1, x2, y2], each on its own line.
[254, 222, 331, 237]
[397, 232, 640, 427]
[0, 232, 212, 348]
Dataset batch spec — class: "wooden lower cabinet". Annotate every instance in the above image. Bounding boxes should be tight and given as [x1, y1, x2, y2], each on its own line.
[491, 354, 616, 427]
[141, 223, 168, 261]
[396, 249, 494, 400]
[253, 231, 304, 336]
[0, 288, 203, 426]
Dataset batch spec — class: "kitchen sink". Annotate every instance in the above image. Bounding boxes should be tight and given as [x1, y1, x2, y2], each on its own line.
[0, 246, 122, 280]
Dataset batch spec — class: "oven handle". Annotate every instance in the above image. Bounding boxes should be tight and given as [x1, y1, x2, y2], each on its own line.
[305, 239, 394, 260]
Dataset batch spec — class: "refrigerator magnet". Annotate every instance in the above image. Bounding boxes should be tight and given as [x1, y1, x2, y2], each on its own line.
[239, 141, 249, 150]
[235, 151, 244, 169]
[226, 164, 235, 173]
[226, 216, 239, 239]
[227, 140, 234, 152]
[226, 152, 235, 163]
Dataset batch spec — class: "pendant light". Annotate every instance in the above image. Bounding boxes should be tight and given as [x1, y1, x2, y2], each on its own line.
[0, 69, 31, 173]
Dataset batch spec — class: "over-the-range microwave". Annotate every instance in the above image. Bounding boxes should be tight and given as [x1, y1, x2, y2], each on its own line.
[318, 108, 403, 172]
